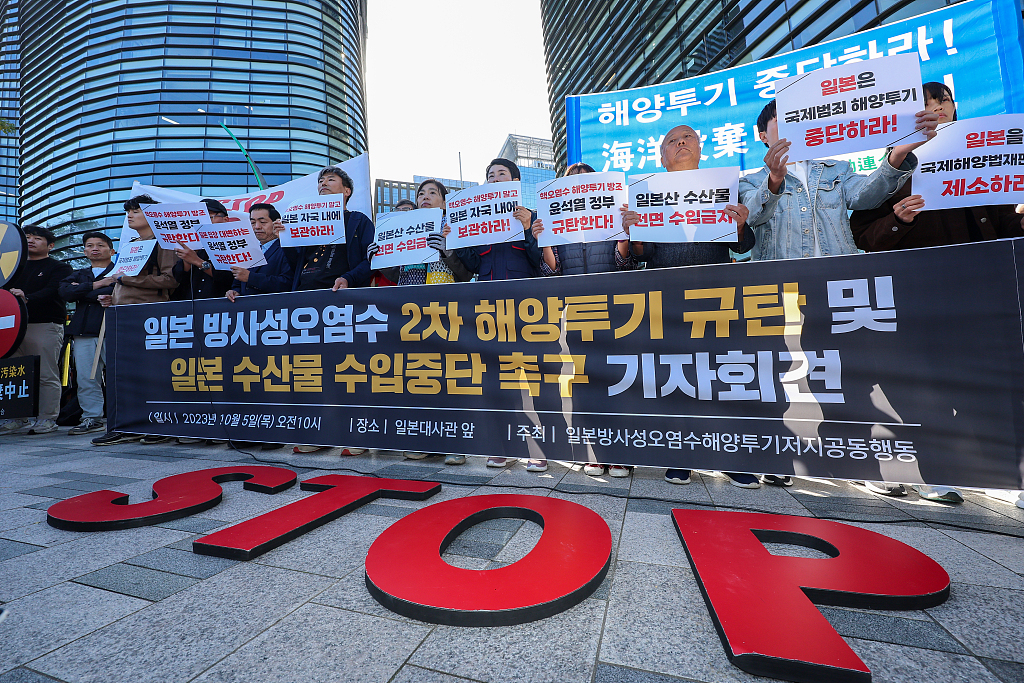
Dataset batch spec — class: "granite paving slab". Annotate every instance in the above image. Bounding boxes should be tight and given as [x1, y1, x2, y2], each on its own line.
[73, 563, 198, 601]
[409, 597, 605, 683]
[927, 583, 1024, 663]
[0, 668, 69, 682]
[0, 582, 148, 674]
[846, 637, 1003, 683]
[191, 603, 432, 683]
[0, 508, 46, 533]
[29, 564, 334, 683]
[818, 607, 968, 653]
[979, 658, 1024, 683]
[391, 666, 486, 683]
[124, 547, 238, 579]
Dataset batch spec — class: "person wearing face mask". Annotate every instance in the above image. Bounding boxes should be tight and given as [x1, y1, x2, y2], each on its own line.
[622, 125, 758, 489]
[366, 179, 472, 465]
[529, 161, 637, 478]
[848, 83, 1024, 504]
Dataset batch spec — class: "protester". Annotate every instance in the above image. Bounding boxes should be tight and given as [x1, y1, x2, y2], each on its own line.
[225, 203, 293, 301]
[393, 199, 416, 211]
[531, 161, 635, 478]
[623, 125, 757, 488]
[456, 158, 542, 469]
[848, 83, 1023, 503]
[455, 158, 543, 282]
[59, 232, 115, 436]
[171, 198, 235, 301]
[367, 179, 472, 465]
[92, 194, 178, 446]
[283, 167, 373, 455]
[0, 226, 73, 435]
[740, 99, 939, 489]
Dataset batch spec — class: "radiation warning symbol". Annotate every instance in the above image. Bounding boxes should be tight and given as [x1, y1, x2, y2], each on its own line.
[0, 222, 26, 289]
[0, 289, 27, 358]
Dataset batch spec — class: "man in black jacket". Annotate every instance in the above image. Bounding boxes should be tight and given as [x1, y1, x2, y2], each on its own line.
[2, 226, 73, 434]
[59, 231, 115, 435]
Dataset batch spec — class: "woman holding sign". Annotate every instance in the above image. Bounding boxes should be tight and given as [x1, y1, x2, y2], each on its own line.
[849, 83, 1024, 505]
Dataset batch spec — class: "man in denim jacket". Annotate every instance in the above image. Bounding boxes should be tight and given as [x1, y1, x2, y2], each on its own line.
[740, 100, 939, 261]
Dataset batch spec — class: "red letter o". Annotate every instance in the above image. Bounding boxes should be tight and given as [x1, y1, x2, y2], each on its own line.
[365, 494, 611, 626]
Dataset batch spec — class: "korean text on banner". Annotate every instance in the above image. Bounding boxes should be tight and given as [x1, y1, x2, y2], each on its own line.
[198, 224, 267, 271]
[775, 53, 926, 162]
[565, 0, 1024, 175]
[143, 203, 212, 250]
[537, 172, 628, 247]
[279, 198, 347, 247]
[913, 114, 1024, 210]
[628, 167, 739, 243]
[445, 182, 525, 249]
[371, 208, 442, 269]
[112, 240, 157, 277]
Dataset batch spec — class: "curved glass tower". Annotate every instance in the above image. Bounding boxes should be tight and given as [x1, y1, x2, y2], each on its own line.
[18, 0, 367, 259]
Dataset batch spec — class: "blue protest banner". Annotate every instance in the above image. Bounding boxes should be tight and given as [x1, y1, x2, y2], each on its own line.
[566, 0, 1024, 174]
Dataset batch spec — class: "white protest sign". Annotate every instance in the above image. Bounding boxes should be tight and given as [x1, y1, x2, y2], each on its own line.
[278, 197, 347, 247]
[627, 167, 739, 243]
[111, 240, 157, 277]
[445, 181, 524, 249]
[370, 208, 442, 269]
[775, 52, 927, 162]
[198, 222, 267, 271]
[121, 152, 372, 245]
[536, 172, 627, 247]
[143, 203, 212, 249]
[913, 114, 1024, 210]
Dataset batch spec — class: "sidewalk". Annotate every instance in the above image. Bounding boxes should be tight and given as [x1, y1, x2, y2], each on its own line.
[1, 431, 1023, 683]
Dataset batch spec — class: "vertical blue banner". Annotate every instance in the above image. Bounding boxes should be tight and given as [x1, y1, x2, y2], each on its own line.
[566, 0, 1024, 174]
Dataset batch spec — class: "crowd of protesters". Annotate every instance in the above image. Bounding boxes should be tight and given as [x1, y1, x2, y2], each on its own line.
[5, 82, 1023, 507]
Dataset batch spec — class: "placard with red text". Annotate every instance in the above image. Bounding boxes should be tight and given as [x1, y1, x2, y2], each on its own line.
[913, 114, 1024, 210]
[536, 172, 627, 247]
[143, 203, 212, 250]
[198, 223, 267, 271]
[371, 208, 442, 269]
[628, 167, 739, 243]
[279, 198, 347, 247]
[111, 239, 157, 277]
[775, 53, 927, 162]
[445, 182, 524, 249]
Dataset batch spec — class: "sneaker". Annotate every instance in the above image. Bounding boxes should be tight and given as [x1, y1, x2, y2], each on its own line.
[444, 454, 466, 465]
[340, 448, 366, 456]
[91, 431, 142, 446]
[404, 451, 430, 460]
[293, 445, 328, 453]
[487, 457, 516, 468]
[177, 437, 204, 445]
[139, 435, 172, 445]
[914, 485, 964, 504]
[725, 472, 761, 489]
[69, 418, 105, 436]
[761, 474, 793, 487]
[526, 459, 548, 472]
[28, 420, 58, 435]
[665, 469, 691, 484]
[583, 463, 606, 477]
[865, 481, 908, 496]
[0, 418, 30, 434]
[608, 465, 632, 478]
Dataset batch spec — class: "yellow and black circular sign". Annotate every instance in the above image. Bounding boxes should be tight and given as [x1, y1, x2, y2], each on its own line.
[0, 222, 26, 289]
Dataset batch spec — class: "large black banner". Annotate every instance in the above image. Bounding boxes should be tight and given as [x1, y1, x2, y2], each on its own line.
[109, 239, 1024, 489]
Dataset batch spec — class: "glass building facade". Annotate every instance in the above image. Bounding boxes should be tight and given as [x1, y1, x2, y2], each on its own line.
[18, 0, 368, 261]
[0, 0, 17, 225]
[540, 0, 959, 170]
[375, 175, 479, 215]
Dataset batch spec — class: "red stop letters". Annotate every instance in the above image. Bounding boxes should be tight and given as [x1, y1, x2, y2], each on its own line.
[672, 510, 951, 683]
[46, 466, 297, 531]
[364, 494, 612, 626]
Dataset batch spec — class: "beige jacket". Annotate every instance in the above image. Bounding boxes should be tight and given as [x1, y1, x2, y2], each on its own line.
[112, 236, 179, 305]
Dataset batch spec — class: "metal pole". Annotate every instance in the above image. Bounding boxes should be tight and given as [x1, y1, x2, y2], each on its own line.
[220, 123, 267, 190]
[459, 152, 463, 183]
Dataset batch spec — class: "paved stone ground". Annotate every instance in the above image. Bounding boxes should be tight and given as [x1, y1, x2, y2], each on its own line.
[2, 430, 1024, 683]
